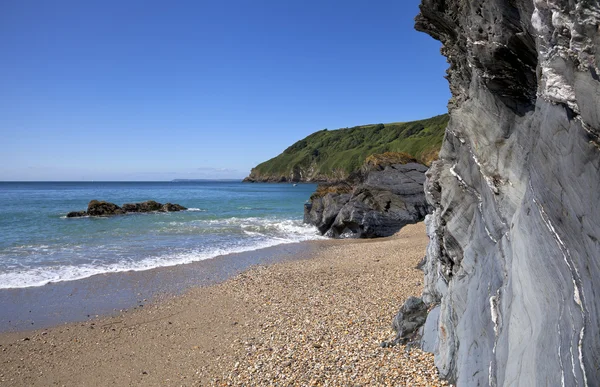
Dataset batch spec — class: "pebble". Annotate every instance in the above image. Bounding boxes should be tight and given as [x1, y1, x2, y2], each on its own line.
[209, 224, 449, 386]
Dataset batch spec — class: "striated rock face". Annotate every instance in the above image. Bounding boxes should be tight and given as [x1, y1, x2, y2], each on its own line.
[304, 162, 430, 238]
[416, 0, 600, 385]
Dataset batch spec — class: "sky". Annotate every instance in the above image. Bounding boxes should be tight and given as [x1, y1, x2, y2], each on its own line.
[0, 0, 450, 181]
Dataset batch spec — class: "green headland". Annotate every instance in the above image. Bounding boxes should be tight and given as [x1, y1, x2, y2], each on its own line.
[244, 114, 449, 182]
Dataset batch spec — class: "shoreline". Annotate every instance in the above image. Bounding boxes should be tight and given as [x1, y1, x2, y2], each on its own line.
[0, 239, 325, 333]
[0, 222, 447, 386]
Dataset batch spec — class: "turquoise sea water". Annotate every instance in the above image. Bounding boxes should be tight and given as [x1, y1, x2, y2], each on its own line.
[0, 181, 322, 289]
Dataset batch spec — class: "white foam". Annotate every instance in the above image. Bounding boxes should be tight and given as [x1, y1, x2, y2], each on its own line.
[186, 208, 206, 212]
[0, 218, 325, 289]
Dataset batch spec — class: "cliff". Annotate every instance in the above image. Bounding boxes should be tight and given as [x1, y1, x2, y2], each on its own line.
[244, 115, 448, 183]
[304, 153, 430, 238]
[415, 0, 600, 385]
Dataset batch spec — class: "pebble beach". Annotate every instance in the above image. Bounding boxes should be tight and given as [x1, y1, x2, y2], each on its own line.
[0, 222, 447, 386]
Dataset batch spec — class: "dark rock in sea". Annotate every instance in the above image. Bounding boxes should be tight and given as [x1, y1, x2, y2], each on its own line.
[137, 200, 162, 212]
[415, 0, 600, 385]
[392, 296, 428, 345]
[66, 211, 87, 218]
[304, 162, 430, 238]
[67, 200, 187, 217]
[87, 200, 124, 216]
[121, 203, 141, 212]
[161, 203, 186, 212]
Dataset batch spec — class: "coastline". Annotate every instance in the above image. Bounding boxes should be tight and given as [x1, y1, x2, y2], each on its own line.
[0, 240, 322, 333]
[0, 222, 447, 386]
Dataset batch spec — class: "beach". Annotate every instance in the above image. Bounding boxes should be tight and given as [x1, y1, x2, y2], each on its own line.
[0, 222, 446, 386]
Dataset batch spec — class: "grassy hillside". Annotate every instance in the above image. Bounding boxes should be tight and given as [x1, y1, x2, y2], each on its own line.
[245, 114, 448, 182]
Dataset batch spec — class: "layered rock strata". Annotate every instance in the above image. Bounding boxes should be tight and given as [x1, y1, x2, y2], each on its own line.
[67, 200, 187, 217]
[304, 162, 430, 238]
[415, 0, 600, 385]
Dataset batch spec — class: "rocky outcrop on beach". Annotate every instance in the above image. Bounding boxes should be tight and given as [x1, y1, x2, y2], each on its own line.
[304, 154, 430, 238]
[66, 200, 187, 217]
[414, 0, 600, 385]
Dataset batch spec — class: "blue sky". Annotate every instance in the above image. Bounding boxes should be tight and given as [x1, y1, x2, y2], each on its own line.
[0, 0, 449, 181]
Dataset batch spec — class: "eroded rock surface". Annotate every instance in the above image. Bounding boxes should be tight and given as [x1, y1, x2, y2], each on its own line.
[416, 0, 600, 385]
[304, 163, 430, 238]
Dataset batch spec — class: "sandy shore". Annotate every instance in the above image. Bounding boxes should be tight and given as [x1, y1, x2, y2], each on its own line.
[0, 223, 446, 386]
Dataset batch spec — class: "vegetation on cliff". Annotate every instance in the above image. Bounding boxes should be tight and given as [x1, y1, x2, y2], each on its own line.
[245, 114, 448, 182]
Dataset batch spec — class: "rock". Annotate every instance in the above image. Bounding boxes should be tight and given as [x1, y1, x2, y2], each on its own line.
[161, 203, 187, 212]
[392, 297, 428, 345]
[420, 305, 440, 353]
[416, 0, 600, 385]
[86, 200, 124, 216]
[304, 191, 352, 234]
[304, 162, 430, 238]
[137, 201, 162, 212]
[68, 200, 187, 217]
[66, 211, 87, 218]
[121, 203, 140, 212]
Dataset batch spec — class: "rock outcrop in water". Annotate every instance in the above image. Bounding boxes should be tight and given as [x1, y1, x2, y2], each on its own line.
[304, 155, 430, 238]
[414, 0, 600, 385]
[67, 200, 187, 217]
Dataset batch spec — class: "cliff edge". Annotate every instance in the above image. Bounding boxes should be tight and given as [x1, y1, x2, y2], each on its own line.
[244, 115, 448, 183]
[416, 0, 600, 385]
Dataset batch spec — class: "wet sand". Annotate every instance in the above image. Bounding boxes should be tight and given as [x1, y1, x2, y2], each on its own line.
[0, 223, 446, 386]
[0, 242, 320, 332]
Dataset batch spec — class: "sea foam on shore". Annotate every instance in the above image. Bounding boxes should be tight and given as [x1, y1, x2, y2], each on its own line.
[0, 217, 323, 289]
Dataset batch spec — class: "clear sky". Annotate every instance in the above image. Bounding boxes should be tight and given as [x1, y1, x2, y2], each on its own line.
[0, 0, 449, 181]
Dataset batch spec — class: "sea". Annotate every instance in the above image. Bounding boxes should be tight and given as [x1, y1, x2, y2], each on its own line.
[0, 181, 323, 290]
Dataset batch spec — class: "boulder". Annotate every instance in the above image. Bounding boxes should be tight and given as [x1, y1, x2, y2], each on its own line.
[304, 162, 430, 238]
[121, 203, 140, 212]
[86, 200, 124, 216]
[137, 201, 162, 212]
[66, 211, 87, 218]
[67, 200, 187, 217]
[304, 192, 352, 234]
[392, 296, 428, 345]
[161, 203, 187, 212]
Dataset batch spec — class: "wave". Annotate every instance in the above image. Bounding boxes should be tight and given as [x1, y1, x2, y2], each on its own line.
[186, 208, 207, 212]
[0, 218, 325, 289]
